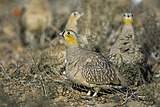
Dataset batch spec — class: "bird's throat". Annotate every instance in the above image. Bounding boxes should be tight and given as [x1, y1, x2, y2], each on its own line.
[124, 19, 133, 25]
[67, 37, 78, 46]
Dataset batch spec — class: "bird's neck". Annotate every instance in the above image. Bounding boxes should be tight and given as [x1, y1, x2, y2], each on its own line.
[121, 24, 135, 40]
[66, 18, 78, 32]
[124, 19, 133, 26]
[66, 45, 81, 61]
[68, 17, 77, 26]
[66, 38, 78, 46]
[123, 24, 134, 29]
[122, 25, 134, 32]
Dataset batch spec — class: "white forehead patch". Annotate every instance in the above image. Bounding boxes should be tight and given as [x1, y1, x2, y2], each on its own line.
[124, 13, 133, 18]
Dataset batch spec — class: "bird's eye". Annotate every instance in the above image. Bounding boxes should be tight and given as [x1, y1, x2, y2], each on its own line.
[131, 14, 133, 17]
[67, 32, 70, 35]
[73, 12, 77, 15]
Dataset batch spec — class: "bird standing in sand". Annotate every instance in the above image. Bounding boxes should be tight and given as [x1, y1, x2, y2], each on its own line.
[20, 0, 53, 49]
[38, 11, 83, 73]
[109, 13, 145, 66]
[60, 30, 127, 96]
[108, 13, 151, 84]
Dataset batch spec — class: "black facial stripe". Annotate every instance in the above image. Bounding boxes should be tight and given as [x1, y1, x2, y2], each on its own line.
[61, 31, 65, 37]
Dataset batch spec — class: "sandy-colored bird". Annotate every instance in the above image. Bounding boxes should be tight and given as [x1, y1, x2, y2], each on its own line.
[65, 11, 84, 33]
[108, 13, 145, 66]
[59, 30, 127, 96]
[20, 0, 53, 49]
[108, 13, 152, 85]
[38, 12, 83, 73]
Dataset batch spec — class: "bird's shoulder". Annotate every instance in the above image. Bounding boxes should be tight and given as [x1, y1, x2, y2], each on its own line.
[80, 49, 111, 69]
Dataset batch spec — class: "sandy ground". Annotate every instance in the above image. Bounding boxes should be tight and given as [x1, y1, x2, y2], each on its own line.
[0, 0, 160, 106]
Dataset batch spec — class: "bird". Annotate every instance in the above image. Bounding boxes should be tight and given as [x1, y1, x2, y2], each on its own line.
[59, 30, 127, 96]
[108, 13, 145, 66]
[65, 11, 84, 33]
[19, 0, 53, 49]
[38, 11, 83, 74]
[108, 13, 151, 84]
[65, 11, 88, 48]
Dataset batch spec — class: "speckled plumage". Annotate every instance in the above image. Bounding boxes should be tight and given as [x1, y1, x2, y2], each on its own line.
[61, 30, 127, 96]
[108, 13, 151, 84]
[109, 13, 145, 66]
[66, 46, 124, 86]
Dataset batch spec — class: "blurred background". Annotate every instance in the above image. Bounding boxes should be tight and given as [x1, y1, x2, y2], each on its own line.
[0, 0, 160, 106]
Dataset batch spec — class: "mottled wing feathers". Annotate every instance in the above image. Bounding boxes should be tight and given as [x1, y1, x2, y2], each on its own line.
[81, 54, 120, 85]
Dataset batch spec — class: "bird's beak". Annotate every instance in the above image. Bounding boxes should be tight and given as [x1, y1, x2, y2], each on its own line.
[58, 31, 64, 37]
[80, 12, 84, 17]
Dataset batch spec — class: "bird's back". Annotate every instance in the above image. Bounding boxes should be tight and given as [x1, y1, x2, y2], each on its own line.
[109, 25, 144, 65]
[66, 46, 126, 87]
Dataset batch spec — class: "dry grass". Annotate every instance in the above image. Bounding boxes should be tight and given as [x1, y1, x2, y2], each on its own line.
[0, 0, 160, 106]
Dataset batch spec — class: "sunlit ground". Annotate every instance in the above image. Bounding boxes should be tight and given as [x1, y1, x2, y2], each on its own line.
[0, 0, 160, 106]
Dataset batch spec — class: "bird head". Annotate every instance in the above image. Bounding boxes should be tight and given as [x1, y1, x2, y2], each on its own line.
[70, 11, 84, 21]
[59, 30, 78, 46]
[123, 13, 133, 25]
